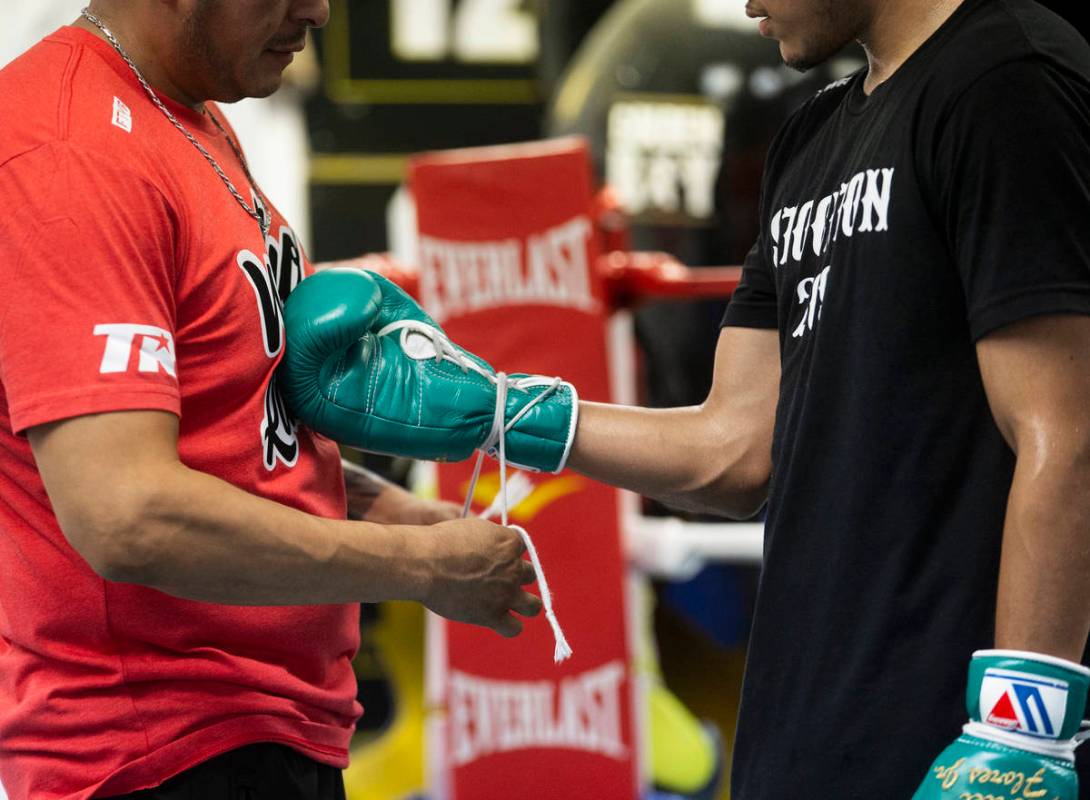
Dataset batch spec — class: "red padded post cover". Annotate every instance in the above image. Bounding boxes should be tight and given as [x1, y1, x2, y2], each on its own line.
[411, 137, 640, 800]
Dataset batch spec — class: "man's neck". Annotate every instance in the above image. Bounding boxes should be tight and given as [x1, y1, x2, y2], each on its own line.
[74, 11, 206, 111]
[860, 0, 967, 94]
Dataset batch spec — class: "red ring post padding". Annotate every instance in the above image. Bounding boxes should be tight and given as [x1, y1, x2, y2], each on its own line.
[344, 251, 740, 309]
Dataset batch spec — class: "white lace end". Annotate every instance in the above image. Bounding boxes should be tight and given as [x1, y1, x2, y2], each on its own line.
[513, 524, 573, 665]
[549, 611, 573, 663]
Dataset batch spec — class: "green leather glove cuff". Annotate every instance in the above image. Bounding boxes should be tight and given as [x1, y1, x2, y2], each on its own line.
[482, 375, 580, 474]
[968, 650, 1090, 741]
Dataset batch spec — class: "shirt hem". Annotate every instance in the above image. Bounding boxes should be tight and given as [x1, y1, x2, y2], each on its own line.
[721, 303, 779, 330]
[969, 289, 1090, 341]
[9, 388, 181, 434]
[84, 718, 352, 800]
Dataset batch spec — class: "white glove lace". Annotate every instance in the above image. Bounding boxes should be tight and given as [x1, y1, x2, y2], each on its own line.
[377, 320, 573, 663]
[1075, 719, 1090, 746]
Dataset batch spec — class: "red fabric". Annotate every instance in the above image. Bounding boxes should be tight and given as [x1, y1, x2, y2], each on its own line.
[0, 28, 360, 800]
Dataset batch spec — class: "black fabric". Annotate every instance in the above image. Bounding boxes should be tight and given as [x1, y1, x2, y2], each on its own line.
[103, 744, 346, 800]
[721, 0, 1090, 796]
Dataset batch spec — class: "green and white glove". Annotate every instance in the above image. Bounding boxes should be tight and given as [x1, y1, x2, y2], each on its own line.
[912, 650, 1089, 799]
[279, 268, 579, 473]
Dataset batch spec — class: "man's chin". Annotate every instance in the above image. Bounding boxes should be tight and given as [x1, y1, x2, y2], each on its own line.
[215, 76, 283, 103]
[783, 56, 818, 73]
[247, 80, 282, 100]
[781, 41, 837, 73]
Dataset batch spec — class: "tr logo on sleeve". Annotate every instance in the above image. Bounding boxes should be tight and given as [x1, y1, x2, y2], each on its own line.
[94, 323, 176, 377]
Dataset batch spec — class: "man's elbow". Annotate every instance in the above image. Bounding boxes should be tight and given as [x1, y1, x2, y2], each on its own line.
[716, 466, 770, 520]
[689, 454, 770, 519]
[59, 491, 166, 584]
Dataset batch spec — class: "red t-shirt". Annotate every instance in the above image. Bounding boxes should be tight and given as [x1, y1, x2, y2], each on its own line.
[0, 28, 360, 800]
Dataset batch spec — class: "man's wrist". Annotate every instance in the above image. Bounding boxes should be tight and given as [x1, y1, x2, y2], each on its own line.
[393, 524, 438, 605]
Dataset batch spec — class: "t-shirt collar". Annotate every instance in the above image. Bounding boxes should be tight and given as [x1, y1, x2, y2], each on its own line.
[52, 25, 220, 135]
[844, 0, 991, 114]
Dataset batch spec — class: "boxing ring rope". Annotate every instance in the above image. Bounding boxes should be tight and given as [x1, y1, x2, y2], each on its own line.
[626, 517, 765, 576]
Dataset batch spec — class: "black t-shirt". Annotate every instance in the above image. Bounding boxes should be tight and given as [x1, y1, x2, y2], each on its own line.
[721, 0, 1090, 795]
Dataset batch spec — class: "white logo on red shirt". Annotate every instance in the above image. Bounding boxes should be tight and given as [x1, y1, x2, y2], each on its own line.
[93, 323, 176, 377]
[236, 223, 305, 470]
[112, 97, 132, 133]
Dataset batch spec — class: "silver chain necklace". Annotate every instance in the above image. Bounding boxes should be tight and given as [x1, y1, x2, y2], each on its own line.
[80, 7, 271, 238]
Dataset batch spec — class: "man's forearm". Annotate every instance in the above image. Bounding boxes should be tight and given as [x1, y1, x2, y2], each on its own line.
[31, 410, 534, 633]
[565, 325, 778, 517]
[568, 401, 770, 518]
[109, 462, 433, 606]
[994, 454, 1090, 661]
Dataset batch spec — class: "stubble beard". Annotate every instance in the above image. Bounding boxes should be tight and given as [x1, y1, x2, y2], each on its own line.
[784, 36, 848, 72]
[783, 0, 864, 72]
[180, 0, 250, 103]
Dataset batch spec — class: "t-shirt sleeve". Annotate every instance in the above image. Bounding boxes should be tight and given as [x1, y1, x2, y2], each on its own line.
[932, 59, 1090, 340]
[0, 143, 181, 434]
[721, 237, 779, 329]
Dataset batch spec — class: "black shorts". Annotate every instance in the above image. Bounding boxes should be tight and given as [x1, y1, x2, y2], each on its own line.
[104, 743, 346, 800]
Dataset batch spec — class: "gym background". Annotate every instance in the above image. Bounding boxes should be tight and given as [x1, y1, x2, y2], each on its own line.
[309, 5, 856, 797]
[1, 2, 1086, 799]
[302, 5, 1086, 797]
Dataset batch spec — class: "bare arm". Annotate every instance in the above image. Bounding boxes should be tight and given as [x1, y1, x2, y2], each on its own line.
[342, 458, 461, 524]
[977, 314, 1090, 661]
[568, 326, 779, 518]
[29, 411, 540, 635]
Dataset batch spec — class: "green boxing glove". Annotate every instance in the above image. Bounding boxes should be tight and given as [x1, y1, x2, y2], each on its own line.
[279, 268, 579, 473]
[912, 650, 1089, 800]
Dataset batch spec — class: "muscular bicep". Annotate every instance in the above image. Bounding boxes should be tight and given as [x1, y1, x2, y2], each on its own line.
[977, 315, 1090, 659]
[27, 410, 182, 577]
[976, 314, 1090, 455]
[702, 325, 780, 499]
[705, 326, 780, 441]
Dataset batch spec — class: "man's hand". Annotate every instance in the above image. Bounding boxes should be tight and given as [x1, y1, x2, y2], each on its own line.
[415, 518, 543, 638]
